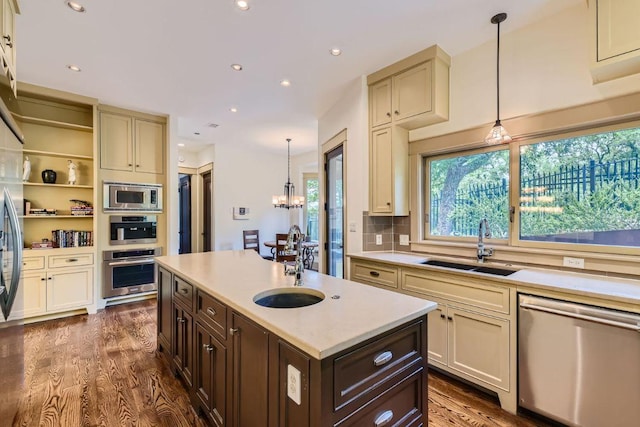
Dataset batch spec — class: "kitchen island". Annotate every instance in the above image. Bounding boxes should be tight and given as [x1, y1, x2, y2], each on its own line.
[155, 250, 437, 427]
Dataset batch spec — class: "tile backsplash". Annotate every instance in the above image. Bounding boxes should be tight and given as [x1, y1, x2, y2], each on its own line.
[362, 212, 411, 251]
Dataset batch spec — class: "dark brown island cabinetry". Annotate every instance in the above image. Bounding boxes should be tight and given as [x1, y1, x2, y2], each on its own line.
[157, 265, 428, 426]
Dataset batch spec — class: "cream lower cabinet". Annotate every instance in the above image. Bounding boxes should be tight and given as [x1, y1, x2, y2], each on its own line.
[21, 250, 95, 319]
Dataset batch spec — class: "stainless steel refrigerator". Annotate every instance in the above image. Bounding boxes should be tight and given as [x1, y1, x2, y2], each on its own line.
[0, 76, 24, 423]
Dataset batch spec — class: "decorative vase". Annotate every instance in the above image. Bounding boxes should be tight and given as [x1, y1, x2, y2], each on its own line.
[41, 169, 57, 184]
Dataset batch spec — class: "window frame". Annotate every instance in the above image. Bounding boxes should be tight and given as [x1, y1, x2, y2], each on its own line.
[421, 119, 640, 257]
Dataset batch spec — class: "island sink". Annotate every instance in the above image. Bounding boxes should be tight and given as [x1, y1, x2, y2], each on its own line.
[253, 287, 325, 308]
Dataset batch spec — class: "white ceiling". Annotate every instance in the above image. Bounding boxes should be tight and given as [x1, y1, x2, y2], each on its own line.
[16, 0, 580, 156]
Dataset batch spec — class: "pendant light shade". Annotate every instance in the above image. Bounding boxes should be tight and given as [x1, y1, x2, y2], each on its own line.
[485, 12, 512, 145]
[273, 138, 305, 209]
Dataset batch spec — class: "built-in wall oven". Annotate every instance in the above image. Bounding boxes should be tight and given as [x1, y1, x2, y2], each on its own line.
[102, 247, 161, 298]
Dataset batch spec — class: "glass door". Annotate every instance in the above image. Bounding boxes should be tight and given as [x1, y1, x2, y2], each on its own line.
[325, 145, 344, 278]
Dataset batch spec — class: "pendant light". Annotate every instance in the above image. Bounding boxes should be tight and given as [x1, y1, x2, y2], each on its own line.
[273, 138, 305, 209]
[485, 12, 512, 145]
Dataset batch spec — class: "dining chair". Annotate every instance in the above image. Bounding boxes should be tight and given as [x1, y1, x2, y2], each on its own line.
[243, 230, 273, 260]
[275, 233, 297, 263]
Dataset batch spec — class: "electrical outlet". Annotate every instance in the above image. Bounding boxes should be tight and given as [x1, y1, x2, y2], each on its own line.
[563, 257, 585, 269]
[375, 234, 382, 245]
[399, 234, 409, 246]
[287, 364, 301, 405]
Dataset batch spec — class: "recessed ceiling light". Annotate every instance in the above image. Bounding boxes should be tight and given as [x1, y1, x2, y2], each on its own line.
[207, 123, 219, 128]
[194, 132, 201, 136]
[280, 79, 291, 87]
[178, 143, 185, 147]
[235, 1, 250, 11]
[231, 63, 243, 71]
[330, 48, 342, 56]
[67, 64, 81, 72]
[65, 1, 86, 13]
[230, 107, 238, 113]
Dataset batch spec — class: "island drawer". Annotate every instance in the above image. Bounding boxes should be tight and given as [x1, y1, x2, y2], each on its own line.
[335, 371, 423, 427]
[196, 290, 227, 341]
[174, 275, 194, 309]
[333, 320, 423, 411]
[351, 260, 398, 289]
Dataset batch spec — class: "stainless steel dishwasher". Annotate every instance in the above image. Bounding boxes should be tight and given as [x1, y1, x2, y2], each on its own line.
[518, 294, 640, 427]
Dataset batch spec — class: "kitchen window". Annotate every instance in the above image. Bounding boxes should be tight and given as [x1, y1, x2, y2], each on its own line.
[423, 122, 640, 251]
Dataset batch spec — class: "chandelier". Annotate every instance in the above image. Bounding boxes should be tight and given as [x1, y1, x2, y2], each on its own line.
[273, 138, 305, 209]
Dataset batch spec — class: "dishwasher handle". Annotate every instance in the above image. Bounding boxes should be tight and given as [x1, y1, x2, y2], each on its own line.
[520, 301, 640, 332]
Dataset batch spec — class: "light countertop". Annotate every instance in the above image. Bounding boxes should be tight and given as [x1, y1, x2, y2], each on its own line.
[155, 250, 437, 359]
[349, 252, 640, 309]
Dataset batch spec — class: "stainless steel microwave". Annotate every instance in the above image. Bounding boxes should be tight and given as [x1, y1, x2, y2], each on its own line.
[103, 181, 163, 212]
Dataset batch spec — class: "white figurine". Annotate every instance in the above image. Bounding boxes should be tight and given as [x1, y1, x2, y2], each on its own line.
[68, 160, 77, 185]
[22, 156, 31, 182]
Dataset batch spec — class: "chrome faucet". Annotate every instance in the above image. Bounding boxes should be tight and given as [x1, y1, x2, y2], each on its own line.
[284, 225, 305, 286]
[477, 218, 494, 263]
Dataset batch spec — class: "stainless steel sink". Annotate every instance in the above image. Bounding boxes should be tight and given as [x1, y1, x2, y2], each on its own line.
[253, 288, 325, 308]
[420, 259, 516, 276]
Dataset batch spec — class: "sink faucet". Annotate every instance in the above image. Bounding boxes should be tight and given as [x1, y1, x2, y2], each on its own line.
[284, 225, 305, 286]
[477, 218, 494, 263]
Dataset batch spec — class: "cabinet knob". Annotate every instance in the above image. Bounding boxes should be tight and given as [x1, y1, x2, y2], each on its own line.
[128, 163, 132, 167]
[3, 35, 12, 48]
[386, 202, 391, 206]
[386, 112, 391, 117]
[373, 351, 393, 367]
[136, 164, 140, 167]
[203, 344, 214, 353]
[394, 110, 399, 115]
[440, 313, 445, 319]
[41, 277, 46, 281]
[229, 327, 239, 336]
[177, 317, 185, 323]
[374, 410, 394, 427]
[447, 316, 453, 321]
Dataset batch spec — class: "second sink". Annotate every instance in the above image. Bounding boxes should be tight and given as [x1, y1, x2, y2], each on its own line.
[253, 287, 325, 309]
[421, 259, 516, 276]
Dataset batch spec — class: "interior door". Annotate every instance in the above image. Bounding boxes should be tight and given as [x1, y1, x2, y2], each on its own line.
[325, 145, 344, 278]
[178, 174, 192, 254]
[202, 171, 212, 252]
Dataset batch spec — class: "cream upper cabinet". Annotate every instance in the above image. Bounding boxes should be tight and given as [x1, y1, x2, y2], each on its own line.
[370, 126, 408, 215]
[135, 119, 165, 174]
[369, 79, 392, 128]
[99, 111, 165, 174]
[368, 45, 450, 130]
[0, 0, 18, 91]
[590, 0, 640, 83]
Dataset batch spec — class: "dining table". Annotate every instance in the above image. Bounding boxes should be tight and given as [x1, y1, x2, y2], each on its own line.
[263, 240, 319, 269]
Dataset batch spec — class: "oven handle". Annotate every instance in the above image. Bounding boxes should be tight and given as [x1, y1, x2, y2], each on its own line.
[106, 258, 156, 266]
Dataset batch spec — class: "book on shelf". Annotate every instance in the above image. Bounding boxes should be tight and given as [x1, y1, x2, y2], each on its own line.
[28, 208, 57, 216]
[51, 229, 93, 248]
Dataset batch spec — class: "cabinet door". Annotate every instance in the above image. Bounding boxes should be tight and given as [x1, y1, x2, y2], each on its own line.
[157, 266, 173, 354]
[172, 303, 194, 387]
[134, 119, 165, 174]
[1, 0, 16, 71]
[46, 268, 94, 312]
[100, 112, 133, 171]
[596, 0, 640, 61]
[370, 127, 393, 214]
[369, 79, 392, 128]
[195, 323, 227, 427]
[9, 271, 47, 320]
[392, 62, 432, 123]
[427, 304, 448, 368]
[231, 312, 269, 427]
[447, 306, 510, 391]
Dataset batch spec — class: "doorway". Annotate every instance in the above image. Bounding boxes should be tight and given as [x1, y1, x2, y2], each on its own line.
[325, 144, 344, 278]
[178, 174, 191, 254]
[202, 170, 212, 252]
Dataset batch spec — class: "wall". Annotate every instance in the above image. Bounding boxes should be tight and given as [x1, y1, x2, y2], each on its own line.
[317, 75, 368, 273]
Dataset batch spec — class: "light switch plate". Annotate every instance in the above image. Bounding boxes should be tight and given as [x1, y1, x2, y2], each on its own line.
[399, 234, 409, 246]
[349, 222, 356, 232]
[376, 234, 382, 245]
[287, 364, 301, 405]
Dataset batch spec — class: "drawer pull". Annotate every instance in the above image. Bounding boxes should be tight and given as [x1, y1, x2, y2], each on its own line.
[66, 258, 79, 263]
[373, 351, 393, 367]
[179, 288, 189, 295]
[176, 317, 185, 323]
[229, 328, 239, 336]
[374, 410, 394, 427]
[369, 271, 380, 277]
[203, 344, 214, 353]
[206, 307, 216, 316]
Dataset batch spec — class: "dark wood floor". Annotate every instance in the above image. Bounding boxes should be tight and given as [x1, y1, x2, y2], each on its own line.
[10, 300, 549, 427]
